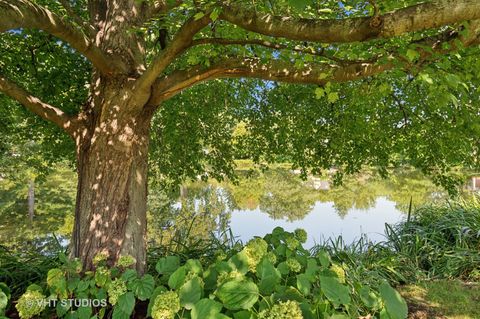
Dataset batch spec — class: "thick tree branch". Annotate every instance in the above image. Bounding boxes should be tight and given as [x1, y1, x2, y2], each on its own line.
[148, 58, 393, 104]
[134, 13, 211, 96]
[0, 73, 77, 135]
[0, 0, 121, 75]
[220, 0, 480, 43]
[191, 37, 378, 64]
[149, 20, 480, 105]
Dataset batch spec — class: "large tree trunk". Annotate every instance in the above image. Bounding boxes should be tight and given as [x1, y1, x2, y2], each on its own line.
[71, 79, 153, 273]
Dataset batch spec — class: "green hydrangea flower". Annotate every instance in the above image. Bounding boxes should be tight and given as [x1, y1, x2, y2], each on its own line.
[294, 228, 308, 244]
[217, 270, 244, 286]
[151, 291, 180, 319]
[93, 252, 109, 265]
[94, 266, 110, 287]
[214, 250, 228, 262]
[286, 258, 302, 273]
[285, 235, 300, 250]
[185, 270, 202, 284]
[117, 255, 136, 268]
[330, 263, 346, 283]
[107, 278, 127, 305]
[16, 290, 46, 319]
[243, 238, 268, 272]
[266, 251, 277, 265]
[258, 300, 303, 319]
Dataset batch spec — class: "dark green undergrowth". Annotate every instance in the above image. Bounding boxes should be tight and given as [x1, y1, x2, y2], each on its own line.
[313, 199, 480, 287]
[0, 200, 479, 318]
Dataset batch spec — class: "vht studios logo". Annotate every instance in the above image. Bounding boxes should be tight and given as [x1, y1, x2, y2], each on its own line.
[27, 299, 107, 308]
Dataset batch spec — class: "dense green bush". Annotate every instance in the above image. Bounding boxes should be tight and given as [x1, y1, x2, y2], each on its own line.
[386, 201, 480, 280]
[314, 200, 480, 286]
[10, 228, 407, 319]
[0, 282, 10, 318]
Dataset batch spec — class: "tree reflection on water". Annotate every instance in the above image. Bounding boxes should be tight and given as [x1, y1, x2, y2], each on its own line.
[0, 163, 473, 252]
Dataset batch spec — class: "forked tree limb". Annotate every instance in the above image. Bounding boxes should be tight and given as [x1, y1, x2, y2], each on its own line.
[220, 0, 480, 43]
[0, 0, 122, 75]
[134, 13, 212, 95]
[148, 58, 393, 104]
[149, 20, 480, 105]
[0, 73, 77, 135]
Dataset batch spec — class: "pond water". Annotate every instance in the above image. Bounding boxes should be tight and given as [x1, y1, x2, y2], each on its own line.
[0, 165, 475, 251]
[229, 198, 404, 247]
[152, 168, 448, 248]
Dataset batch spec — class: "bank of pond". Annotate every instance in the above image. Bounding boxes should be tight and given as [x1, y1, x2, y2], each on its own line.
[0, 201, 479, 318]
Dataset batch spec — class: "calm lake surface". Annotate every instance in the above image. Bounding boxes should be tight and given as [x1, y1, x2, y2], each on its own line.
[0, 165, 477, 250]
[229, 198, 404, 247]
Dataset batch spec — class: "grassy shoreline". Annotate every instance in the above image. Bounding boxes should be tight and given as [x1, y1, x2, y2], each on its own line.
[1, 200, 479, 318]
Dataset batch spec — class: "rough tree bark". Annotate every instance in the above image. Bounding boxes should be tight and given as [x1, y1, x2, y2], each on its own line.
[0, 0, 479, 274]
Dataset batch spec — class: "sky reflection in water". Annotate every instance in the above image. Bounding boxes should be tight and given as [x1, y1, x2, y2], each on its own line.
[229, 197, 405, 247]
[1, 165, 473, 250]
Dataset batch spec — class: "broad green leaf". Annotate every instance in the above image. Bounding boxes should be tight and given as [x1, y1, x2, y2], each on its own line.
[191, 298, 223, 319]
[256, 259, 281, 294]
[317, 250, 331, 267]
[179, 277, 203, 310]
[406, 49, 420, 62]
[117, 292, 135, 316]
[56, 300, 71, 317]
[47, 268, 67, 297]
[360, 287, 380, 309]
[305, 258, 320, 279]
[186, 259, 203, 275]
[233, 310, 253, 319]
[47, 268, 65, 287]
[0, 291, 7, 311]
[320, 276, 351, 306]
[379, 282, 408, 319]
[111, 307, 129, 319]
[228, 251, 249, 274]
[296, 274, 311, 295]
[419, 73, 433, 85]
[121, 269, 137, 284]
[315, 87, 325, 99]
[327, 92, 339, 103]
[216, 280, 259, 310]
[77, 306, 92, 319]
[168, 266, 186, 290]
[156, 256, 180, 276]
[194, 12, 205, 20]
[0, 283, 10, 300]
[131, 274, 155, 301]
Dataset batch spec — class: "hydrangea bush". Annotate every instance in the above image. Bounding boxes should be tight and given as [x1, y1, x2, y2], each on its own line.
[11, 228, 407, 318]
